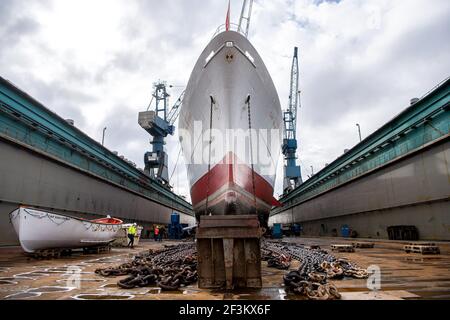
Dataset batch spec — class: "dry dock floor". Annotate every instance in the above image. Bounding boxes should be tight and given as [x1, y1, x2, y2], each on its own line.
[0, 237, 449, 300]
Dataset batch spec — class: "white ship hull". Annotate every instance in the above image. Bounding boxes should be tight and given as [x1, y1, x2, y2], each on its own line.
[179, 30, 282, 226]
[10, 207, 123, 253]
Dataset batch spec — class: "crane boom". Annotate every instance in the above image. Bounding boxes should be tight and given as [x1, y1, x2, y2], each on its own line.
[282, 47, 303, 193]
[285, 47, 299, 141]
[167, 90, 185, 126]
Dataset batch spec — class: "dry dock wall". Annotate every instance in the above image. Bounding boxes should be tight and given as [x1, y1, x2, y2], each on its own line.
[0, 139, 195, 246]
[269, 139, 450, 240]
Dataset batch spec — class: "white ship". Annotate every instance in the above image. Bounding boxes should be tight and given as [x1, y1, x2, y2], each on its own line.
[179, 22, 283, 227]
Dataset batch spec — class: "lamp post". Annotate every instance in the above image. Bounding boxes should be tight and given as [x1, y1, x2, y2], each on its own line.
[356, 123, 362, 142]
[102, 127, 107, 146]
[310, 165, 314, 176]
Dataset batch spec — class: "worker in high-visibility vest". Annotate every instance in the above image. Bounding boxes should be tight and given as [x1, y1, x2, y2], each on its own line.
[127, 223, 137, 248]
[154, 226, 159, 242]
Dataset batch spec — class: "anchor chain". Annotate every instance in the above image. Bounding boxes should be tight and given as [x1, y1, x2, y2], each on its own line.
[95, 243, 198, 291]
[263, 240, 369, 300]
[96, 241, 368, 299]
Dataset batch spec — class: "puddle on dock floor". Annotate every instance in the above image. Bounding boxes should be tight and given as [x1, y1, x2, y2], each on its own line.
[82, 257, 127, 265]
[214, 288, 291, 300]
[99, 285, 161, 295]
[163, 288, 202, 295]
[56, 278, 106, 284]
[59, 272, 93, 277]
[407, 289, 450, 300]
[14, 272, 49, 279]
[28, 286, 75, 293]
[0, 278, 18, 285]
[44, 267, 83, 273]
[5, 292, 42, 300]
[72, 293, 134, 300]
[147, 288, 161, 294]
[100, 283, 119, 289]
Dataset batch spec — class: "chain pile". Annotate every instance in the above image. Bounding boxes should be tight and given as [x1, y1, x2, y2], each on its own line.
[95, 243, 197, 291]
[263, 240, 369, 300]
[262, 247, 292, 270]
[95, 240, 368, 298]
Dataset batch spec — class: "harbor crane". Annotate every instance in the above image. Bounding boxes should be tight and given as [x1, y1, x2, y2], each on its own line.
[138, 81, 185, 186]
[282, 47, 303, 193]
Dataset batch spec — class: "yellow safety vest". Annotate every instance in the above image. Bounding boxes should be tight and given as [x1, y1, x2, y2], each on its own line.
[128, 226, 136, 236]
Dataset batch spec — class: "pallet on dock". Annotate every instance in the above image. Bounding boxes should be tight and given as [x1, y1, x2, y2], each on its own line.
[331, 244, 355, 252]
[305, 245, 321, 250]
[30, 248, 72, 259]
[352, 242, 375, 248]
[404, 243, 440, 255]
[83, 245, 111, 254]
[29, 245, 111, 259]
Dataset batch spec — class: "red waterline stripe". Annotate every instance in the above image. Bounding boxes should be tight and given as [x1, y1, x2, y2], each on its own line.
[190, 152, 280, 207]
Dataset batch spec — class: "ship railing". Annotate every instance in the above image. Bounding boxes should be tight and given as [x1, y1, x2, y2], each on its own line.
[212, 23, 247, 38]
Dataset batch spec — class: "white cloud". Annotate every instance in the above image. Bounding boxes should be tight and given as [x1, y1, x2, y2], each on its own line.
[1, 0, 448, 202]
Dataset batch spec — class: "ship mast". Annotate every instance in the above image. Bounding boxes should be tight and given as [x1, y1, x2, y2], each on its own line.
[238, 0, 254, 37]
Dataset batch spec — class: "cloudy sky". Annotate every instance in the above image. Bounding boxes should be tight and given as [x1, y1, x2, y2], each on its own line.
[1, 0, 449, 201]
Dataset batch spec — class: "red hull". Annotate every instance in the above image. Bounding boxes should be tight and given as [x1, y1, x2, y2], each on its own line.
[91, 218, 123, 225]
[191, 153, 280, 221]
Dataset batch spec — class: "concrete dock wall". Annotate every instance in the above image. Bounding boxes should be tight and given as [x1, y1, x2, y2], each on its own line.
[269, 139, 450, 240]
[0, 139, 195, 246]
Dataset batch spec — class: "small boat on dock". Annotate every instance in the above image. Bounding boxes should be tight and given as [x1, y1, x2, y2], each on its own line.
[9, 207, 123, 253]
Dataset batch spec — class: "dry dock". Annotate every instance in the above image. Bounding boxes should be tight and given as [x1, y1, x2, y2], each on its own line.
[0, 238, 449, 300]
